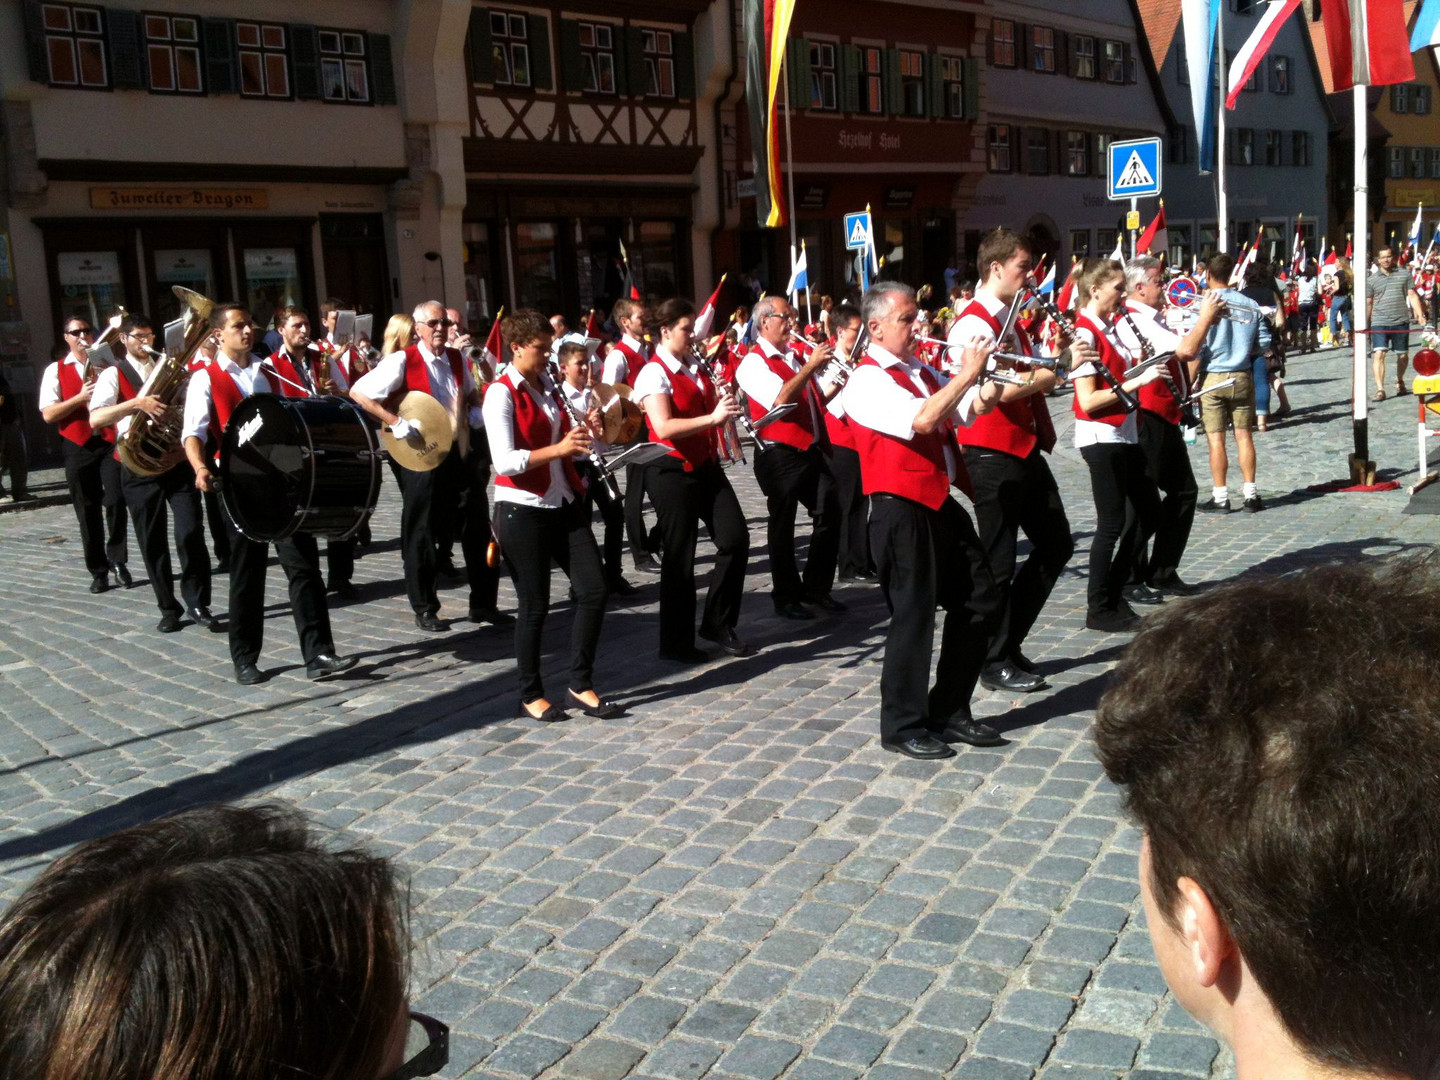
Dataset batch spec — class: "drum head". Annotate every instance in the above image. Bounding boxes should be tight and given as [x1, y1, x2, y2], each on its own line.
[220, 394, 308, 541]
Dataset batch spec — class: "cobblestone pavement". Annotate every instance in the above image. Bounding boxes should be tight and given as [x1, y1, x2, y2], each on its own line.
[0, 344, 1433, 1079]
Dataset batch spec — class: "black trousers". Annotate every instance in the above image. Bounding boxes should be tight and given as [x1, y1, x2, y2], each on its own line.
[326, 538, 355, 587]
[495, 497, 608, 702]
[647, 458, 750, 650]
[0, 420, 28, 497]
[580, 461, 625, 582]
[1080, 442, 1161, 614]
[962, 446, 1073, 667]
[870, 493, 999, 743]
[121, 463, 210, 615]
[225, 518, 332, 668]
[396, 433, 498, 616]
[624, 462, 657, 565]
[1132, 412, 1197, 586]
[830, 444, 871, 576]
[61, 437, 129, 577]
[753, 443, 840, 605]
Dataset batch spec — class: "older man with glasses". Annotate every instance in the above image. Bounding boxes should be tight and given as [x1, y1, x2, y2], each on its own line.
[38, 317, 131, 593]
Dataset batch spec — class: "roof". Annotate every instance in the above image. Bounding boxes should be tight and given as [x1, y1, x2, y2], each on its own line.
[1135, 0, 1181, 73]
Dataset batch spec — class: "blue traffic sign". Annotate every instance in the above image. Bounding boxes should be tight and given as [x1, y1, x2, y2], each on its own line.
[1107, 137, 1162, 200]
[844, 211, 871, 251]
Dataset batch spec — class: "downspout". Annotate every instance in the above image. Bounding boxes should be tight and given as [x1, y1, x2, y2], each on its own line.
[709, 0, 742, 269]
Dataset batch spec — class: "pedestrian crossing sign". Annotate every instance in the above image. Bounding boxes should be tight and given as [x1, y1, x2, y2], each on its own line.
[1107, 137, 1162, 200]
[844, 211, 871, 250]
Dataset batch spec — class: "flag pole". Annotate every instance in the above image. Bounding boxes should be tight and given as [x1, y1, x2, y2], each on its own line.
[1352, 83, 1372, 479]
[1216, 2, 1229, 254]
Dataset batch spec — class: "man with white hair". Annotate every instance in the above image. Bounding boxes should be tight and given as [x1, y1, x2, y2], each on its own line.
[351, 300, 508, 632]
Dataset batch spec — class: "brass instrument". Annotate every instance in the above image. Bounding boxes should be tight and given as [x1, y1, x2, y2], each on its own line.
[116, 287, 211, 477]
[84, 308, 128, 383]
[306, 342, 342, 396]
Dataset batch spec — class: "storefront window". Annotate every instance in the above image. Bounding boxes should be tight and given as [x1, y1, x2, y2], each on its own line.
[1069, 229, 1091, 259]
[1198, 223, 1219, 261]
[241, 247, 300, 333]
[463, 222, 496, 326]
[56, 251, 126, 328]
[1168, 225, 1191, 269]
[876, 220, 907, 281]
[152, 249, 216, 324]
[514, 222, 561, 314]
[636, 221, 678, 300]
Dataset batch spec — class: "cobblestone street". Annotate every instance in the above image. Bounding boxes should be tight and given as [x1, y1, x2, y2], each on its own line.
[0, 344, 1433, 1080]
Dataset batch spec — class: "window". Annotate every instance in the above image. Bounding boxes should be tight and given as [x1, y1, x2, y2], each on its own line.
[1073, 35, 1095, 79]
[1292, 130, 1310, 166]
[318, 29, 368, 103]
[578, 22, 615, 94]
[236, 22, 289, 97]
[144, 13, 201, 94]
[1236, 127, 1254, 165]
[1415, 86, 1432, 114]
[1066, 130, 1089, 175]
[1432, 148, 1440, 179]
[1069, 230, 1091, 258]
[1103, 39, 1124, 83]
[987, 124, 1012, 172]
[1026, 128, 1050, 173]
[1169, 126, 1189, 164]
[809, 41, 836, 110]
[1264, 129, 1282, 166]
[490, 10, 530, 88]
[1169, 225, 1192, 268]
[641, 28, 674, 98]
[899, 49, 924, 115]
[860, 46, 882, 113]
[1389, 146, 1405, 179]
[1411, 147, 1427, 179]
[1270, 55, 1290, 93]
[40, 3, 107, 87]
[1031, 26, 1055, 73]
[1097, 228, 1119, 256]
[1391, 84, 1409, 112]
[991, 19, 1016, 67]
[940, 55, 963, 118]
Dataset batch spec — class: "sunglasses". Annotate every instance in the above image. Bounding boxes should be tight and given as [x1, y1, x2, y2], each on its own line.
[66, 327, 95, 337]
[422, 319, 455, 329]
[380, 1012, 448, 1080]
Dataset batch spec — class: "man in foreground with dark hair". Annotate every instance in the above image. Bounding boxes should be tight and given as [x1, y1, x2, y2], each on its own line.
[1094, 556, 1440, 1079]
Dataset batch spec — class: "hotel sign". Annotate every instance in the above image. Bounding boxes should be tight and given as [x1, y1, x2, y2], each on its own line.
[90, 188, 269, 211]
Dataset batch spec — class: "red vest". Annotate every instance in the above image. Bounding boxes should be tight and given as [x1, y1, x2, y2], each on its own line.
[489, 371, 584, 498]
[267, 353, 308, 398]
[55, 359, 105, 446]
[1126, 303, 1185, 426]
[642, 356, 716, 470]
[1071, 312, 1130, 428]
[849, 355, 972, 510]
[744, 344, 818, 452]
[612, 340, 648, 388]
[205, 359, 304, 462]
[111, 366, 139, 462]
[952, 300, 1056, 458]
[401, 345, 466, 401]
[823, 409, 855, 451]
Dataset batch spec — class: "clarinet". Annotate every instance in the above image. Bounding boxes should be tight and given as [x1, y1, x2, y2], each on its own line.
[1118, 308, 1197, 425]
[693, 346, 767, 458]
[548, 361, 622, 501]
[1052, 303, 1137, 415]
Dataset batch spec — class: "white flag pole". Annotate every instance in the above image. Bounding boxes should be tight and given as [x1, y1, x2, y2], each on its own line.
[1352, 83, 1371, 473]
[1216, 3, 1229, 253]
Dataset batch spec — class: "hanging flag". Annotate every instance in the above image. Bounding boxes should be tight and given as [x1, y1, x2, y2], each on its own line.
[1324, 246, 1338, 268]
[1409, 203, 1424, 250]
[1410, 0, 1440, 50]
[1346, 236, 1354, 259]
[1108, 235, 1125, 261]
[743, 0, 798, 228]
[1182, 0, 1223, 173]
[1238, 225, 1264, 277]
[1227, 0, 1302, 108]
[1291, 216, 1306, 275]
[786, 242, 809, 294]
[1036, 261, 1057, 296]
[692, 274, 728, 340]
[618, 239, 641, 301]
[865, 204, 880, 275]
[1137, 202, 1169, 256]
[1321, 0, 1415, 91]
[585, 308, 602, 339]
[483, 306, 506, 371]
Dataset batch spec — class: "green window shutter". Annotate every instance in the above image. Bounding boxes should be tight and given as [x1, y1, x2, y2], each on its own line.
[623, 25, 647, 97]
[526, 14, 552, 89]
[107, 8, 145, 89]
[1015, 22, 1029, 69]
[22, 0, 50, 83]
[1053, 30, 1067, 75]
[839, 44, 860, 113]
[786, 36, 810, 107]
[557, 19, 582, 91]
[368, 32, 397, 104]
[883, 48, 901, 115]
[926, 53, 942, 118]
[1124, 42, 1136, 82]
[673, 30, 695, 99]
[468, 7, 493, 84]
[291, 25, 322, 99]
[202, 17, 237, 94]
[963, 56, 980, 120]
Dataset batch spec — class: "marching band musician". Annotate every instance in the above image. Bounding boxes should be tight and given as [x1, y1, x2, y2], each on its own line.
[39, 316, 131, 593]
[349, 300, 509, 633]
[736, 295, 845, 619]
[88, 314, 215, 634]
[633, 298, 751, 663]
[315, 299, 362, 387]
[824, 303, 874, 582]
[1068, 259, 1165, 634]
[602, 297, 661, 575]
[1111, 257, 1221, 598]
[484, 310, 620, 722]
[181, 303, 356, 684]
[949, 229, 1071, 695]
[841, 282, 1005, 760]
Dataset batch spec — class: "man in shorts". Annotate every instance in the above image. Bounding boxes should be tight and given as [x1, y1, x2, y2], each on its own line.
[1196, 253, 1265, 513]
[1366, 246, 1429, 400]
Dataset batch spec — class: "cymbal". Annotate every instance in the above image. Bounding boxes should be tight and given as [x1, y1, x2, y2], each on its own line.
[595, 383, 643, 445]
[381, 390, 453, 471]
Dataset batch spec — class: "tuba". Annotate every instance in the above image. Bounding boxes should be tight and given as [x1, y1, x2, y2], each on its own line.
[116, 286, 213, 477]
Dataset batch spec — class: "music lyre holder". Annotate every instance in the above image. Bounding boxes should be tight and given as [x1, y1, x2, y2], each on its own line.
[752, 402, 797, 431]
[606, 442, 673, 468]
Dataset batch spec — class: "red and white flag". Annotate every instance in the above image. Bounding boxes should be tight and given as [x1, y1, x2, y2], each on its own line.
[1321, 0, 1415, 91]
[692, 273, 728, 340]
[483, 307, 505, 371]
[1137, 202, 1169, 256]
[1227, 0, 1302, 108]
[1345, 237, 1354, 259]
[1290, 218, 1306, 275]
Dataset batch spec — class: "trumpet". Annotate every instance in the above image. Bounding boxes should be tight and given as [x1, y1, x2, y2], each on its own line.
[1165, 297, 1259, 332]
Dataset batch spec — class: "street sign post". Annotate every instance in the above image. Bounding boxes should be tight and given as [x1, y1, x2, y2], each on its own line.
[1108, 137, 1162, 259]
[844, 209, 874, 289]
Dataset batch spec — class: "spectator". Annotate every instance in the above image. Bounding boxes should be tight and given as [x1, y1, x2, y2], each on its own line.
[0, 364, 29, 501]
[0, 803, 448, 1080]
[1240, 262, 1282, 431]
[1367, 246, 1428, 400]
[1196, 253, 1264, 512]
[1095, 557, 1440, 1080]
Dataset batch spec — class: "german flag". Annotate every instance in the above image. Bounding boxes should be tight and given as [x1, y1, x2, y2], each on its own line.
[744, 0, 797, 228]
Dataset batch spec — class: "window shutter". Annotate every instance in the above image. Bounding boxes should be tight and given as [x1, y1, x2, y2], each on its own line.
[557, 19, 582, 91]
[926, 53, 944, 118]
[883, 48, 901, 115]
[1056, 129, 1067, 173]
[839, 44, 860, 113]
[1052, 30, 1066, 76]
[1015, 22, 1029, 69]
[202, 17, 238, 95]
[526, 14, 551, 90]
[1124, 42, 1136, 82]
[623, 25, 647, 97]
[963, 56, 980, 120]
[468, 7, 493, 84]
[106, 7, 145, 89]
[369, 32, 397, 104]
[786, 37, 810, 106]
[22, 0, 50, 83]
[673, 30, 695, 99]
[291, 25, 322, 99]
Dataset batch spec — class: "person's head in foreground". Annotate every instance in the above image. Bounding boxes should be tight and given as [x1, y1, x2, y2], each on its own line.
[1094, 555, 1440, 1080]
[0, 802, 447, 1080]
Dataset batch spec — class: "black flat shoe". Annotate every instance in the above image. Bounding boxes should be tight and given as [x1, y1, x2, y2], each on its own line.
[803, 593, 849, 614]
[415, 612, 446, 632]
[518, 699, 568, 722]
[659, 645, 711, 664]
[89, 576, 109, 594]
[699, 625, 751, 657]
[188, 605, 219, 630]
[1198, 498, 1231, 514]
[774, 600, 815, 621]
[307, 653, 358, 679]
[1010, 651, 1038, 674]
[469, 607, 515, 627]
[157, 612, 182, 633]
[881, 735, 955, 760]
[1086, 607, 1143, 633]
[1121, 584, 1165, 606]
[979, 663, 1048, 693]
[568, 689, 624, 718]
[113, 564, 134, 588]
[1149, 576, 1200, 597]
[939, 716, 1006, 746]
[235, 663, 265, 685]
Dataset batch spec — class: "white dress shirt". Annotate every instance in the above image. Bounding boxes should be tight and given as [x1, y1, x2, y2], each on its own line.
[602, 333, 646, 385]
[38, 354, 90, 410]
[483, 371, 572, 508]
[275, 345, 350, 395]
[736, 338, 824, 433]
[632, 345, 706, 404]
[1070, 319, 1138, 447]
[350, 342, 475, 418]
[90, 355, 157, 439]
[181, 354, 276, 444]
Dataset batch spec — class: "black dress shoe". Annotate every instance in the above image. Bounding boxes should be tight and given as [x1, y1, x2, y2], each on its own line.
[568, 689, 625, 718]
[307, 652, 358, 679]
[89, 576, 109, 594]
[939, 716, 1006, 746]
[518, 699, 569, 722]
[1011, 651, 1038, 674]
[1086, 606, 1143, 633]
[1149, 575, 1200, 597]
[607, 576, 638, 596]
[633, 554, 662, 574]
[1199, 498, 1231, 514]
[659, 645, 712, 664]
[187, 606, 219, 630]
[329, 580, 360, 601]
[979, 663, 1049, 693]
[435, 558, 462, 579]
[1121, 584, 1165, 606]
[157, 611, 182, 633]
[1243, 494, 1264, 513]
[415, 612, 447, 632]
[235, 663, 265, 685]
[469, 606, 515, 627]
[803, 593, 849, 614]
[839, 569, 878, 583]
[774, 600, 815, 620]
[112, 564, 134, 588]
[881, 735, 955, 759]
[699, 625, 751, 657]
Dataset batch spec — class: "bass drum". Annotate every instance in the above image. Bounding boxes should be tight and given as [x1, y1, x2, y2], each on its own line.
[220, 394, 380, 542]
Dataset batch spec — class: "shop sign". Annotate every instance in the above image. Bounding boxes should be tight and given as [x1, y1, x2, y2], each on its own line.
[89, 188, 269, 211]
[884, 186, 915, 211]
[798, 183, 829, 211]
[737, 177, 757, 199]
[57, 251, 121, 288]
[154, 249, 213, 284]
[244, 248, 297, 281]
[1396, 187, 1438, 208]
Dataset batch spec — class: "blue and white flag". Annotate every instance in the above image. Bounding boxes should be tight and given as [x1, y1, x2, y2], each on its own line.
[1411, 0, 1440, 51]
[1181, 0, 1223, 174]
[1036, 261, 1056, 296]
[1409, 203, 1424, 249]
[786, 242, 809, 294]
